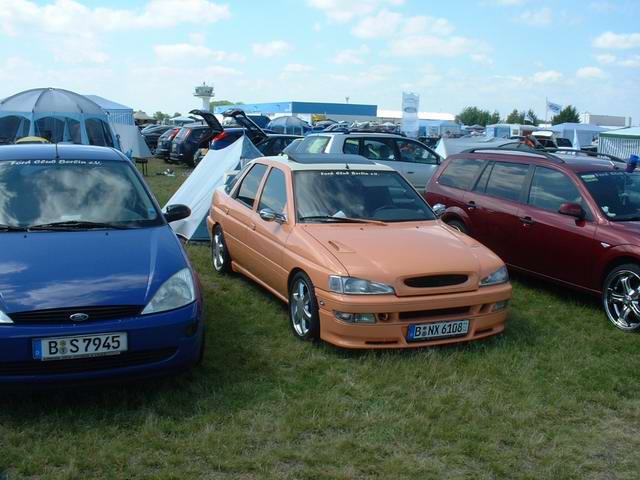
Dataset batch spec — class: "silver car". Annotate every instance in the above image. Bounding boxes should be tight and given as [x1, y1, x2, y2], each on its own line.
[294, 132, 441, 190]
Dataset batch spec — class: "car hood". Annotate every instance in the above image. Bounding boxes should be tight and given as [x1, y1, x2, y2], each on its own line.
[302, 221, 501, 296]
[0, 226, 188, 313]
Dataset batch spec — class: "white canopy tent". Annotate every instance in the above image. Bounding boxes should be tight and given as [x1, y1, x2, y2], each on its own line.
[165, 136, 262, 241]
[598, 127, 640, 160]
[435, 136, 513, 158]
[549, 123, 607, 147]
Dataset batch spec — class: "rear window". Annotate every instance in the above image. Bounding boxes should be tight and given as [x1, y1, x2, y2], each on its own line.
[297, 136, 330, 154]
[438, 158, 483, 190]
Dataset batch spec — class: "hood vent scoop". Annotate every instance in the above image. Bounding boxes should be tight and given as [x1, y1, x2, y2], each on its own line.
[327, 240, 355, 253]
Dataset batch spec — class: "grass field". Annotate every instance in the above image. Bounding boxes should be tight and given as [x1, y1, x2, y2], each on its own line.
[2, 158, 640, 479]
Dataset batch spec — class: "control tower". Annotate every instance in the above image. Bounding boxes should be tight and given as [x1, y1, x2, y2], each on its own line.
[194, 82, 214, 112]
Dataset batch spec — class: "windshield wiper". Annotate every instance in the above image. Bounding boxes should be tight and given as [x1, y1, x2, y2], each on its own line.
[298, 215, 386, 225]
[28, 221, 130, 231]
[0, 224, 27, 232]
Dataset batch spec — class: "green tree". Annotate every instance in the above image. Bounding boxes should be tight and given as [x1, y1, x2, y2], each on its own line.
[524, 109, 539, 125]
[153, 111, 170, 122]
[552, 105, 580, 125]
[505, 109, 522, 124]
[172, 112, 182, 118]
[489, 110, 501, 124]
[455, 106, 494, 126]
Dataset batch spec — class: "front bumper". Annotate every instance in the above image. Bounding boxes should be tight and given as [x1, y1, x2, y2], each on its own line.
[315, 283, 511, 349]
[0, 302, 204, 384]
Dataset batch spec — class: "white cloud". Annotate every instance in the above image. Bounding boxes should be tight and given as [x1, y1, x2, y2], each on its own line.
[576, 66, 607, 79]
[471, 53, 494, 65]
[333, 46, 370, 64]
[619, 55, 640, 67]
[252, 40, 292, 57]
[283, 63, 314, 73]
[494, 0, 527, 5]
[351, 9, 403, 38]
[593, 31, 640, 49]
[595, 53, 617, 64]
[306, 0, 403, 23]
[390, 35, 474, 57]
[519, 7, 553, 27]
[589, 1, 616, 12]
[154, 43, 245, 63]
[532, 70, 563, 83]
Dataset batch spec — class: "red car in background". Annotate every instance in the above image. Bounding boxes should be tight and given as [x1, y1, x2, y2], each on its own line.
[424, 147, 640, 331]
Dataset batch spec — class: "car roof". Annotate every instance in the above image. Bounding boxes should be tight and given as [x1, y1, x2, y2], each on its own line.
[308, 132, 403, 138]
[450, 148, 625, 174]
[255, 154, 395, 172]
[0, 144, 127, 162]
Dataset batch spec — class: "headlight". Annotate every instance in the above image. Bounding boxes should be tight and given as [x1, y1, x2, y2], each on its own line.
[0, 310, 13, 324]
[480, 266, 509, 287]
[142, 268, 196, 315]
[328, 275, 395, 295]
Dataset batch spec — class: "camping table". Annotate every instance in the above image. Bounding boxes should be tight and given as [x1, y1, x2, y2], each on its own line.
[135, 158, 148, 176]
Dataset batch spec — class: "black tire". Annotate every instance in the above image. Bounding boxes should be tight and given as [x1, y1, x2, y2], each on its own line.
[446, 219, 468, 234]
[211, 225, 232, 273]
[288, 272, 320, 341]
[603, 263, 640, 331]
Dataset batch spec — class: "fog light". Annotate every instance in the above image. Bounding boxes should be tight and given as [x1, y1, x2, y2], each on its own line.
[334, 312, 376, 324]
[491, 300, 509, 312]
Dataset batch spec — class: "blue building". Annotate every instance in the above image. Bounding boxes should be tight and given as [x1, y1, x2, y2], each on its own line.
[214, 101, 377, 122]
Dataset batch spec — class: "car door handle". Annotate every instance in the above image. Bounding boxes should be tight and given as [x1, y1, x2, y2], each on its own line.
[406, 170, 415, 174]
[222, 206, 229, 214]
[520, 216, 534, 225]
[466, 201, 476, 210]
[250, 223, 256, 231]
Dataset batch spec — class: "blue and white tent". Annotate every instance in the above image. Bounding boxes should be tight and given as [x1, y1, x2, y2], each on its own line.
[598, 127, 640, 159]
[0, 88, 118, 148]
[549, 123, 607, 147]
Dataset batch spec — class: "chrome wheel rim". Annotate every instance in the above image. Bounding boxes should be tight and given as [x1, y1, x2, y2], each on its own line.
[212, 232, 225, 271]
[290, 279, 312, 336]
[604, 270, 640, 330]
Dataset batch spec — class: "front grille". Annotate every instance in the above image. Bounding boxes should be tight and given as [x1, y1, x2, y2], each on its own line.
[404, 275, 468, 288]
[0, 348, 176, 376]
[399, 306, 470, 321]
[8, 305, 143, 324]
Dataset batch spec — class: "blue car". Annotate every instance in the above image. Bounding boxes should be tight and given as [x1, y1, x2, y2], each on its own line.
[0, 144, 204, 384]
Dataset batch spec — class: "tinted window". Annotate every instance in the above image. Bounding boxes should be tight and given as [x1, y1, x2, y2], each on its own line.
[0, 115, 30, 144]
[396, 140, 438, 165]
[298, 136, 330, 154]
[85, 119, 114, 147]
[473, 162, 493, 192]
[258, 168, 287, 214]
[294, 170, 434, 223]
[343, 138, 359, 155]
[361, 138, 395, 161]
[580, 171, 640, 221]
[438, 159, 483, 190]
[235, 163, 268, 208]
[556, 138, 572, 147]
[528, 167, 582, 212]
[485, 162, 529, 202]
[0, 159, 159, 228]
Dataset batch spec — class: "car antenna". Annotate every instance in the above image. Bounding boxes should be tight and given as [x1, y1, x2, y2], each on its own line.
[345, 161, 350, 170]
[55, 142, 60, 160]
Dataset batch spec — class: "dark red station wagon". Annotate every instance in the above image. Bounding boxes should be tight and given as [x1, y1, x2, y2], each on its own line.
[424, 147, 640, 331]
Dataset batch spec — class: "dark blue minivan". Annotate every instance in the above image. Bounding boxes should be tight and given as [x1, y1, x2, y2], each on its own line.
[0, 144, 204, 383]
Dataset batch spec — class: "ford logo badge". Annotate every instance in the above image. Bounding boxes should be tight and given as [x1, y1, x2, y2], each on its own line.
[70, 313, 89, 322]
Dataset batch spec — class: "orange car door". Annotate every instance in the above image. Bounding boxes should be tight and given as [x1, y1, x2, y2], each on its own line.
[243, 166, 293, 297]
[225, 163, 269, 271]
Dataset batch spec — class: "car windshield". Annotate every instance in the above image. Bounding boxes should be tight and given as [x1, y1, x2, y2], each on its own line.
[294, 170, 436, 223]
[580, 171, 640, 221]
[0, 158, 161, 230]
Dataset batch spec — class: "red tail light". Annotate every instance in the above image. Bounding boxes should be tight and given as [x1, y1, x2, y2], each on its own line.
[213, 131, 228, 142]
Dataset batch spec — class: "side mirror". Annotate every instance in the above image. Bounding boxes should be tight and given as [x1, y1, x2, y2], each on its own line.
[259, 208, 286, 224]
[164, 204, 191, 223]
[432, 203, 446, 218]
[558, 202, 585, 220]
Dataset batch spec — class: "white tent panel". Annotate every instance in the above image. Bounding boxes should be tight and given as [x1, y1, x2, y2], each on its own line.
[111, 123, 152, 159]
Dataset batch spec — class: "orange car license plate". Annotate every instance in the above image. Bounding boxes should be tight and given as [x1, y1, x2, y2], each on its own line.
[408, 320, 469, 341]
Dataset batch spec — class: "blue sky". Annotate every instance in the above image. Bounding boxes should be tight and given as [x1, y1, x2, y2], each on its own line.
[1, 0, 639, 122]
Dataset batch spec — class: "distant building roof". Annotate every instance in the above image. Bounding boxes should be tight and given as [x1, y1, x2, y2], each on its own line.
[377, 109, 455, 121]
[214, 101, 377, 117]
[600, 127, 640, 138]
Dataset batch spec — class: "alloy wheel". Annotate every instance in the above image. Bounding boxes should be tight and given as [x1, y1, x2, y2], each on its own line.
[212, 231, 226, 272]
[290, 279, 312, 336]
[604, 269, 640, 331]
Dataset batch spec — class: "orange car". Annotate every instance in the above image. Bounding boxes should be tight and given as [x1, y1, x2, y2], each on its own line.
[207, 153, 511, 349]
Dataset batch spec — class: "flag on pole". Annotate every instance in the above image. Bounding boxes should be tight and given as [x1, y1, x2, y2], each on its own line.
[546, 100, 562, 115]
[525, 111, 535, 123]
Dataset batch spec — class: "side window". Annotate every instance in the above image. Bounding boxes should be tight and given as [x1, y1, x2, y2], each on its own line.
[298, 136, 330, 153]
[438, 158, 484, 190]
[258, 168, 288, 214]
[485, 162, 529, 202]
[235, 163, 268, 208]
[473, 162, 494, 192]
[528, 167, 583, 212]
[342, 138, 360, 155]
[361, 138, 396, 161]
[396, 140, 438, 165]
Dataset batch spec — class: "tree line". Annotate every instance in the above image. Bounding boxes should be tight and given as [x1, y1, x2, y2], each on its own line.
[455, 105, 580, 126]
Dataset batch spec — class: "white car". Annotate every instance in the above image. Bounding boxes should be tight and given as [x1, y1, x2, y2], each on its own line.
[295, 132, 442, 190]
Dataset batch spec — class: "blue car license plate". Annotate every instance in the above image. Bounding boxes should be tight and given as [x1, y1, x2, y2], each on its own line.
[33, 332, 128, 361]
